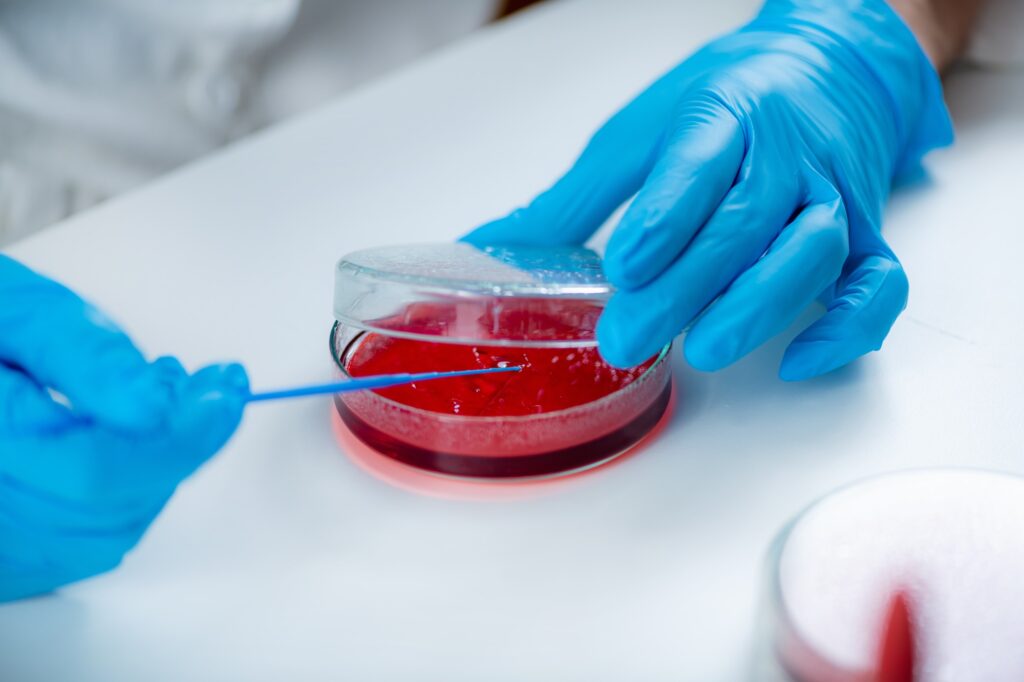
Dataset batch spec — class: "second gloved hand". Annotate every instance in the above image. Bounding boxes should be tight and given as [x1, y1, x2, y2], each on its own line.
[0, 255, 248, 602]
[464, 0, 952, 379]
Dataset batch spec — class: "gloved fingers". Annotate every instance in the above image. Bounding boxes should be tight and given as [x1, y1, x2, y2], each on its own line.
[596, 152, 798, 368]
[152, 355, 187, 378]
[159, 362, 249, 480]
[0, 361, 216, 601]
[603, 95, 746, 290]
[0, 256, 172, 431]
[0, 484, 164, 601]
[0, 363, 77, 434]
[780, 253, 909, 381]
[150, 355, 189, 402]
[91, 362, 248, 499]
[461, 82, 680, 248]
[0, 363, 249, 504]
[0, 470, 167, 537]
[683, 192, 850, 372]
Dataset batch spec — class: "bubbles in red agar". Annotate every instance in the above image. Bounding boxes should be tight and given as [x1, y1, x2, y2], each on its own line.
[346, 335, 655, 416]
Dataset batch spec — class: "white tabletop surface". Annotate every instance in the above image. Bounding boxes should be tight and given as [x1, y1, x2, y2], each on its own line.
[1, 1, 1022, 680]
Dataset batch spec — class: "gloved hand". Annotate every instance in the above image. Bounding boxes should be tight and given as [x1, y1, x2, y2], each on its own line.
[464, 0, 952, 379]
[0, 255, 247, 601]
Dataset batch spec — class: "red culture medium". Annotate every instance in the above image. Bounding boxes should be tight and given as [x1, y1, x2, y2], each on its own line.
[333, 299, 671, 478]
[346, 335, 655, 416]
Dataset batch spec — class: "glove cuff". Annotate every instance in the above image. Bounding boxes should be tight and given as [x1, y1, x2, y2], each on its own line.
[755, 0, 954, 178]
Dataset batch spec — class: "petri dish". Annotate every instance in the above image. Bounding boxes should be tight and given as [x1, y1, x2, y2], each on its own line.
[754, 469, 1024, 681]
[330, 242, 672, 479]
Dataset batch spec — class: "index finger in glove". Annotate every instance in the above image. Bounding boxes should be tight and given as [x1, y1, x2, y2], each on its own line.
[0, 256, 171, 431]
[0, 363, 248, 504]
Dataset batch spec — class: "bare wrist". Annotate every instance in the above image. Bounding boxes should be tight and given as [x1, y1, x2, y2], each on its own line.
[887, 0, 986, 71]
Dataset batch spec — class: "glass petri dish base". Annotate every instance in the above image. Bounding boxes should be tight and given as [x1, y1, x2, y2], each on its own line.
[329, 243, 674, 480]
[330, 324, 672, 480]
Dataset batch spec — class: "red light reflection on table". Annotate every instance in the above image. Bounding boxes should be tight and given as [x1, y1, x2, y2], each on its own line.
[331, 383, 677, 501]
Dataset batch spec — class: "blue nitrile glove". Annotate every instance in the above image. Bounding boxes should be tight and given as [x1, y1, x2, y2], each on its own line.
[464, 0, 952, 379]
[0, 255, 248, 602]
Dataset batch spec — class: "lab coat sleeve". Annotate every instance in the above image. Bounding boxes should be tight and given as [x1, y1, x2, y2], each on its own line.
[0, 0, 300, 245]
[0, 0, 497, 245]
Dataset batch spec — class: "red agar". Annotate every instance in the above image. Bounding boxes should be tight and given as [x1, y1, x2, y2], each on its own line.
[346, 335, 655, 416]
[346, 298, 655, 415]
[333, 300, 671, 478]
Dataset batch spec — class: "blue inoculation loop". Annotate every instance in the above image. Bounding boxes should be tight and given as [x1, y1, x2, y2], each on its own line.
[246, 366, 522, 404]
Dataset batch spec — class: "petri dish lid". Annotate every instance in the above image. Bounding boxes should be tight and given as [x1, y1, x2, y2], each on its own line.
[334, 242, 613, 347]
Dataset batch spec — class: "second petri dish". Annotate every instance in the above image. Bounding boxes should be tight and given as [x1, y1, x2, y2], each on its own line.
[755, 468, 1024, 681]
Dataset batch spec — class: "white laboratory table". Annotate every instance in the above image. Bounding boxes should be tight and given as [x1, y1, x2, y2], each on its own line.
[1, 1, 1022, 680]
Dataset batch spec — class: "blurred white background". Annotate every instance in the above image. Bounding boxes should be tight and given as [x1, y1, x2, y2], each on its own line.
[1, 0, 1017, 245]
[0, 0, 500, 243]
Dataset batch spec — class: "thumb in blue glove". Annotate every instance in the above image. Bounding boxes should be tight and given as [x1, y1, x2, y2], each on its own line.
[0, 255, 248, 601]
[464, 0, 952, 380]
